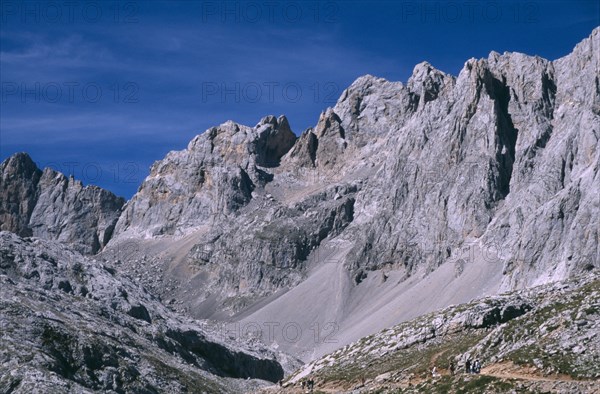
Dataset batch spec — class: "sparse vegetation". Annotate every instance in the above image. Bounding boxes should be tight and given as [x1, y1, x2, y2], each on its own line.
[284, 273, 600, 393]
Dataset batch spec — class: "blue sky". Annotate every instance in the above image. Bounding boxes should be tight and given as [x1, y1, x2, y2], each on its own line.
[1, 0, 598, 198]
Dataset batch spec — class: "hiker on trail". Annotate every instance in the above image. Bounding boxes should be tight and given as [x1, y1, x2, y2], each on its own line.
[474, 359, 481, 374]
[465, 359, 471, 374]
[431, 366, 438, 378]
[449, 360, 456, 376]
[301, 380, 305, 389]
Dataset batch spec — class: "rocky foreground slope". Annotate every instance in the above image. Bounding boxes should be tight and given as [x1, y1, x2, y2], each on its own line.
[275, 271, 600, 393]
[0, 232, 288, 393]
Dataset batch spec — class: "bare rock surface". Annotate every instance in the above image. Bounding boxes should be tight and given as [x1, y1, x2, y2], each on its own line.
[0, 231, 287, 393]
[0, 153, 42, 237]
[0, 153, 125, 254]
[113, 115, 296, 238]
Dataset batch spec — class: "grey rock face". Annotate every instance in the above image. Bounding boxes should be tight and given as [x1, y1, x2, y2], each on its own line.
[0, 232, 284, 393]
[333, 28, 599, 288]
[106, 28, 599, 320]
[184, 182, 357, 316]
[0, 153, 125, 254]
[29, 168, 126, 254]
[0, 153, 41, 237]
[113, 115, 297, 237]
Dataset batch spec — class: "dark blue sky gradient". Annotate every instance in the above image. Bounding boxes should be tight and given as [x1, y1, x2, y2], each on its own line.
[1, 0, 598, 198]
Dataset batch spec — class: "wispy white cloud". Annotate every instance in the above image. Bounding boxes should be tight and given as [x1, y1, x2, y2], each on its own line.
[1, 33, 114, 66]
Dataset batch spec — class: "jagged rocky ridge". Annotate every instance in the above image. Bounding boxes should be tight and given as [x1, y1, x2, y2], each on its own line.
[0, 232, 286, 393]
[0, 153, 125, 254]
[102, 28, 599, 317]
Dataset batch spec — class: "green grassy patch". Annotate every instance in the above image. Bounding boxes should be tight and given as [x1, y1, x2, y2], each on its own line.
[313, 330, 487, 386]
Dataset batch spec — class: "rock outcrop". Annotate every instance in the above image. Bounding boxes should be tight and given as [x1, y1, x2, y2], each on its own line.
[0, 231, 285, 393]
[0, 153, 125, 254]
[113, 115, 296, 237]
[0, 153, 41, 237]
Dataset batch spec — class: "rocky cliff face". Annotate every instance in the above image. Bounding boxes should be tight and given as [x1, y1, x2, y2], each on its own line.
[113, 115, 296, 237]
[104, 28, 598, 324]
[0, 153, 42, 237]
[0, 153, 125, 254]
[339, 29, 599, 290]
